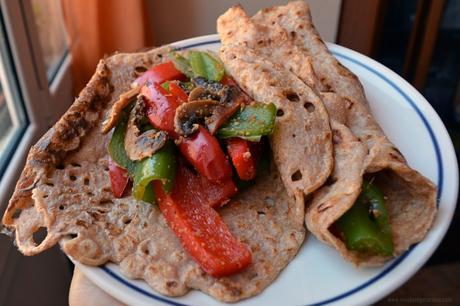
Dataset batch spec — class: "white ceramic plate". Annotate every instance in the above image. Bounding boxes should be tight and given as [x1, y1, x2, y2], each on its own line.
[76, 34, 459, 306]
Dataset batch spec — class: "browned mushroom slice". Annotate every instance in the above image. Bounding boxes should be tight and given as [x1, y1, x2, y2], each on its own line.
[101, 86, 141, 134]
[174, 100, 219, 136]
[125, 98, 167, 160]
[188, 86, 220, 102]
[206, 85, 245, 134]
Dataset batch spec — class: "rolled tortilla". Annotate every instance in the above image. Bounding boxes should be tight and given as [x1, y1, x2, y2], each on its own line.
[218, 2, 437, 266]
[218, 16, 333, 199]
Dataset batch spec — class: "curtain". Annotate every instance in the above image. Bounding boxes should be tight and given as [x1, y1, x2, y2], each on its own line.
[62, 0, 151, 93]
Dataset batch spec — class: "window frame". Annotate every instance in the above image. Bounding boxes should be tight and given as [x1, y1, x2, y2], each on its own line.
[0, 0, 73, 211]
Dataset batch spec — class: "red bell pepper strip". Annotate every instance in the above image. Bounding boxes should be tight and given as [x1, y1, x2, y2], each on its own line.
[108, 158, 130, 198]
[142, 82, 180, 136]
[153, 165, 252, 277]
[226, 138, 257, 181]
[177, 163, 237, 208]
[169, 82, 188, 103]
[143, 83, 232, 183]
[134, 61, 185, 87]
[178, 126, 232, 183]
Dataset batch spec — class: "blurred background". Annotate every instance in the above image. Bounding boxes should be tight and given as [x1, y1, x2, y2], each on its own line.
[0, 0, 458, 305]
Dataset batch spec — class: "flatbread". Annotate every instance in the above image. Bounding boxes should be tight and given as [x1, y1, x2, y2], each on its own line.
[252, 1, 437, 265]
[218, 7, 333, 200]
[2, 46, 305, 301]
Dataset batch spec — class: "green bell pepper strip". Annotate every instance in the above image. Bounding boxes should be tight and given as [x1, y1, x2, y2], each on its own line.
[189, 51, 225, 82]
[217, 103, 277, 141]
[107, 107, 136, 174]
[168, 52, 193, 78]
[170, 50, 225, 82]
[132, 142, 177, 202]
[335, 180, 394, 256]
[108, 108, 177, 204]
[161, 81, 170, 91]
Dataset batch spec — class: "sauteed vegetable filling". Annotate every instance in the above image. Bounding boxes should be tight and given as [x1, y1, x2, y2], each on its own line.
[102, 50, 276, 276]
[335, 180, 394, 256]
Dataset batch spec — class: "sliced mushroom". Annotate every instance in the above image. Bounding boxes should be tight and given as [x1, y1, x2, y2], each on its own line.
[206, 85, 245, 134]
[192, 77, 224, 93]
[177, 84, 246, 136]
[125, 98, 167, 160]
[101, 86, 141, 134]
[188, 86, 220, 102]
[174, 100, 219, 136]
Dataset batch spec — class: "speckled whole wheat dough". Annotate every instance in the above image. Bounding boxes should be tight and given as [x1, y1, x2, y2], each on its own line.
[248, 1, 437, 265]
[218, 12, 333, 200]
[2, 46, 306, 302]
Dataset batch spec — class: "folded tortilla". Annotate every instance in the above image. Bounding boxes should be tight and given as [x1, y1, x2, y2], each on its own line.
[219, 2, 437, 266]
[218, 7, 333, 201]
[2, 46, 305, 302]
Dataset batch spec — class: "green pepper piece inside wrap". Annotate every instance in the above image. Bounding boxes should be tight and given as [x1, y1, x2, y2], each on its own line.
[169, 52, 193, 78]
[217, 103, 276, 141]
[171, 50, 225, 82]
[108, 107, 177, 204]
[189, 51, 224, 82]
[133, 142, 177, 202]
[335, 180, 394, 256]
[108, 106, 136, 174]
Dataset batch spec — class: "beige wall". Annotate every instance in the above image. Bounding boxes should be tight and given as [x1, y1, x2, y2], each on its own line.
[146, 0, 342, 45]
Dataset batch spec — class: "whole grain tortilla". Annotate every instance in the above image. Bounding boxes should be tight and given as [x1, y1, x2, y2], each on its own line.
[218, 8, 333, 200]
[1, 46, 305, 302]
[251, 1, 437, 266]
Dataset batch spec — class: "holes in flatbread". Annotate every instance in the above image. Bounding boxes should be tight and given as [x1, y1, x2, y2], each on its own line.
[134, 66, 148, 75]
[59, 205, 65, 210]
[292, 134, 296, 138]
[12, 209, 22, 219]
[44, 181, 54, 187]
[69, 174, 77, 181]
[104, 166, 109, 172]
[32, 227, 48, 245]
[99, 199, 114, 205]
[257, 211, 266, 215]
[70, 162, 81, 168]
[285, 91, 300, 102]
[276, 109, 284, 117]
[122, 216, 132, 225]
[166, 281, 178, 289]
[56, 163, 65, 170]
[84, 178, 90, 185]
[291, 170, 302, 181]
[303, 102, 315, 112]
[290, 31, 297, 38]
[87, 191, 95, 197]
[43, 194, 49, 198]
[68, 233, 78, 239]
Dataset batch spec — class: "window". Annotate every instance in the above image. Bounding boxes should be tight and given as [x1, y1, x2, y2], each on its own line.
[31, 0, 69, 81]
[0, 13, 28, 179]
[0, 1, 73, 206]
